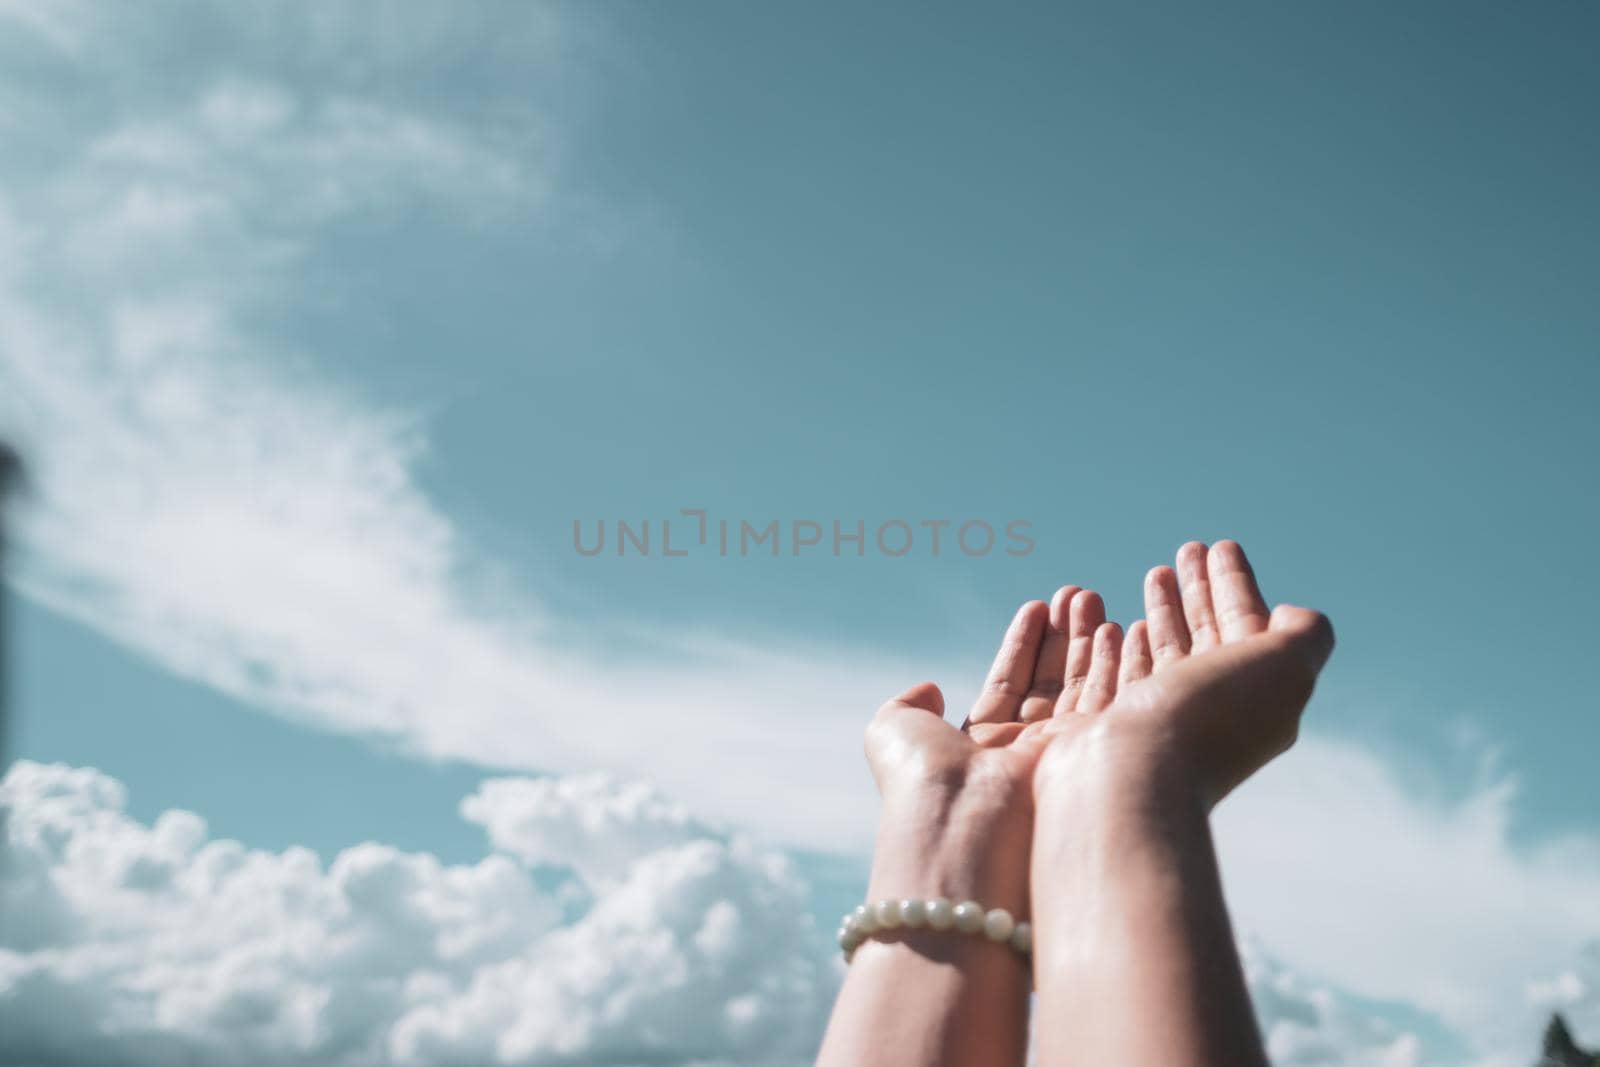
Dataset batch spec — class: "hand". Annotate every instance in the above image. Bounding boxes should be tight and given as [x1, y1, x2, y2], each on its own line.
[1025, 542, 1333, 1067]
[863, 587, 1120, 916]
[1035, 540, 1335, 810]
[820, 594, 1113, 1067]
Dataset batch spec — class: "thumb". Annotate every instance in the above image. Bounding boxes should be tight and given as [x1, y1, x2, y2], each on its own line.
[864, 682, 949, 782]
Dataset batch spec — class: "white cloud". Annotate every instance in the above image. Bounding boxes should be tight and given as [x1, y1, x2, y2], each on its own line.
[0, 760, 833, 1066]
[460, 775, 711, 888]
[6, 758, 1551, 1067]
[1244, 937, 1427, 1067]
[0, 0, 906, 847]
[0, 300, 901, 842]
[1217, 736, 1600, 1065]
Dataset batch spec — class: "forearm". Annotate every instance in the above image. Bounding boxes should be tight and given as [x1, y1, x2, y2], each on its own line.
[816, 788, 1032, 1067]
[1031, 743, 1266, 1067]
[816, 928, 1029, 1067]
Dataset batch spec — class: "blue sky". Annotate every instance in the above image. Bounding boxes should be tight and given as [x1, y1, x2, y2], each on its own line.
[2, 3, 1598, 1065]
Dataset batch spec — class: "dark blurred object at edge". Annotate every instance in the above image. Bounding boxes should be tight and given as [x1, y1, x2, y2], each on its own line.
[0, 441, 17, 780]
[1541, 1015, 1599, 1067]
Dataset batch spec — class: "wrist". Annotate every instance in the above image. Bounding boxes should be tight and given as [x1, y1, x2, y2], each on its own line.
[869, 775, 1032, 916]
[1030, 718, 1216, 930]
[1034, 715, 1208, 816]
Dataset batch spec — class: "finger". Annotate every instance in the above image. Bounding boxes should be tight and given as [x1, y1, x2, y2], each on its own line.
[1077, 621, 1123, 713]
[1268, 603, 1337, 672]
[1209, 540, 1270, 642]
[1053, 589, 1105, 716]
[1144, 564, 1190, 670]
[1020, 586, 1078, 723]
[865, 682, 951, 786]
[1119, 619, 1154, 687]
[969, 600, 1050, 724]
[1176, 540, 1222, 653]
[886, 681, 945, 717]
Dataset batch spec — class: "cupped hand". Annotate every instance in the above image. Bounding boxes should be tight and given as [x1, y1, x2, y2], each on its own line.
[1035, 541, 1335, 810]
[863, 589, 1119, 916]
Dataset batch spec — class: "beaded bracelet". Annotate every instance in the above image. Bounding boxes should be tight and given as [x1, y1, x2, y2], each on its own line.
[837, 897, 1032, 962]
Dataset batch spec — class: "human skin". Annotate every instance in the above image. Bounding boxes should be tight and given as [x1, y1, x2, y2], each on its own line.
[816, 540, 1332, 1067]
[1030, 540, 1335, 1067]
[814, 584, 1120, 1067]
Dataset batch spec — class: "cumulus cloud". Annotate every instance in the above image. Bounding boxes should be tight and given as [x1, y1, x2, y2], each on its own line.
[3, 758, 1523, 1067]
[0, 760, 833, 1066]
[460, 775, 711, 888]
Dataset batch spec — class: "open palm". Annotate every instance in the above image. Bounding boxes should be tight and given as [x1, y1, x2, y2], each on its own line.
[861, 587, 1122, 917]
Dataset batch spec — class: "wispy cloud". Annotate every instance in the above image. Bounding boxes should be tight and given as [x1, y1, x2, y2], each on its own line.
[0, 0, 905, 847]
[0, 306, 905, 841]
[1218, 737, 1600, 1064]
[1245, 936, 1428, 1067]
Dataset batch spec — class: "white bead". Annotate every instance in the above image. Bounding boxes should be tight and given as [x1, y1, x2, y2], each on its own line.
[953, 900, 985, 934]
[842, 899, 1027, 957]
[983, 908, 1015, 942]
